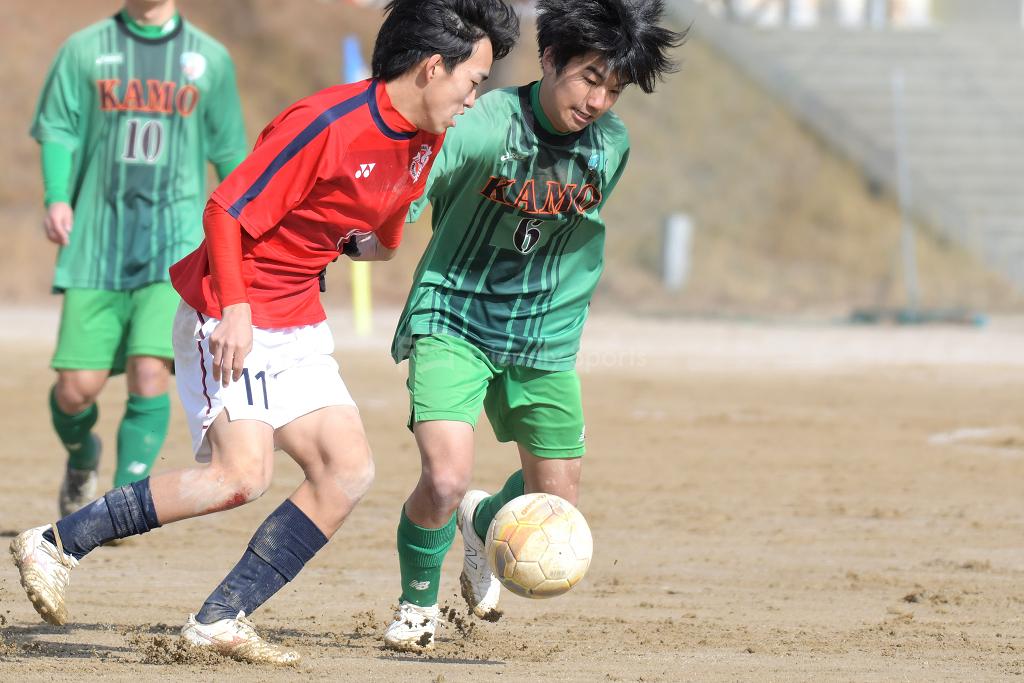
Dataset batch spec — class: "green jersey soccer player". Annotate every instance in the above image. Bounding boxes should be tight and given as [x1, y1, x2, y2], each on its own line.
[31, 0, 247, 514]
[383, 0, 684, 651]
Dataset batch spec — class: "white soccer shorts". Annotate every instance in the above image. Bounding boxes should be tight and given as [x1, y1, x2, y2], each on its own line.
[172, 302, 356, 462]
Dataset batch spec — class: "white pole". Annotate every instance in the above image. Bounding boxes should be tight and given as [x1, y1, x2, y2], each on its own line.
[891, 67, 920, 313]
[663, 214, 694, 292]
[868, 0, 888, 28]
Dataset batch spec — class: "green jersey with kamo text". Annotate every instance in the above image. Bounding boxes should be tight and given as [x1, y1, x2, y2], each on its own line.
[392, 82, 630, 372]
[31, 13, 247, 291]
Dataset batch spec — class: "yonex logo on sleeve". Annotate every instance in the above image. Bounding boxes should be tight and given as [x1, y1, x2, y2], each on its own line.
[355, 163, 376, 179]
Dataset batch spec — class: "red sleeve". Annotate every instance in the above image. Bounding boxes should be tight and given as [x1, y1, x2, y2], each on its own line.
[375, 201, 409, 250]
[210, 101, 345, 239]
[203, 200, 248, 308]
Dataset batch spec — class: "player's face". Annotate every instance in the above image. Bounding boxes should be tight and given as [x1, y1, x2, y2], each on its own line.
[124, 0, 176, 11]
[123, 0, 177, 22]
[422, 38, 493, 134]
[538, 49, 624, 133]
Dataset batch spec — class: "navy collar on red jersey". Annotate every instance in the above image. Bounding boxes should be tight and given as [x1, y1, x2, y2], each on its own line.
[227, 81, 418, 219]
[368, 80, 417, 141]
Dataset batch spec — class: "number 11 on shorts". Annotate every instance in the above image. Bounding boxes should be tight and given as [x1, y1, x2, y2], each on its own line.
[241, 368, 269, 409]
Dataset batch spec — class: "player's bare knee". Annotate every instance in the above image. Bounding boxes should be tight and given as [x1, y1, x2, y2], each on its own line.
[54, 377, 100, 413]
[218, 464, 272, 503]
[423, 471, 469, 513]
[128, 367, 170, 396]
[221, 481, 266, 508]
[332, 454, 375, 504]
[244, 467, 274, 500]
[353, 452, 376, 500]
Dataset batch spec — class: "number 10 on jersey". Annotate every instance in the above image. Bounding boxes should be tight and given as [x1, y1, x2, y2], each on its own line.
[121, 118, 166, 164]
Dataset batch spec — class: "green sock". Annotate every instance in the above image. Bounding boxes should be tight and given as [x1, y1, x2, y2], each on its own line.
[397, 507, 456, 607]
[49, 385, 100, 470]
[114, 393, 170, 487]
[473, 470, 525, 541]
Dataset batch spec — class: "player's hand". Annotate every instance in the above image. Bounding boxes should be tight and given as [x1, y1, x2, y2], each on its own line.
[43, 202, 73, 246]
[343, 233, 395, 261]
[209, 303, 253, 387]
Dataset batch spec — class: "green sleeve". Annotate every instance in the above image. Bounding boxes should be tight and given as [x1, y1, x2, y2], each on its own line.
[214, 155, 246, 182]
[598, 146, 629, 211]
[41, 140, 74, 205]
[406, 101, 501, 223]
[203, 53, 248, 178]
[31, 41, 85, 150]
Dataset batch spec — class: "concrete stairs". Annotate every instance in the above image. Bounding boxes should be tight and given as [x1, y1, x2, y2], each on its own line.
[672, 2, 1024, 290]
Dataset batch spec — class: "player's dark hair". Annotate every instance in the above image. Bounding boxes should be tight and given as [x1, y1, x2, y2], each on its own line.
[536, 0, 685, 93]
[372, 0, 520, 81]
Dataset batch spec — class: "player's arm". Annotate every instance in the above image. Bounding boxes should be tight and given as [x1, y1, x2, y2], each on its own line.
[204, 52, 248, 181]
[32, 41, 84, 245]
[343, 192, 423, 262]
[202, 199, 252, 387]
[354, 153, 445, 260]
[40, 142, 74, 245]
[342, 233, 396, 262]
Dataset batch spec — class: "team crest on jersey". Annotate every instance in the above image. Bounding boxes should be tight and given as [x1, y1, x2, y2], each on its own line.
[180, 52, 207, 81]
[409, 144, 433, 182]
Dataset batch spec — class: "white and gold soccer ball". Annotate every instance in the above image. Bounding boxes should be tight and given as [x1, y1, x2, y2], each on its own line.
[485, 493, 593, 599]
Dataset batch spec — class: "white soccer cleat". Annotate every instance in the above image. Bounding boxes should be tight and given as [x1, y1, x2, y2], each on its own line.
[181, 611, 300, 665]
[58, 435, 101, 517]
[457, 489, 502, 620]
[9, 525, 79, 626]
[383, 601, 442, 652]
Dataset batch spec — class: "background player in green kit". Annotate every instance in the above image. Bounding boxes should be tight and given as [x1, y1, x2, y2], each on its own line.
[32, 0, 247, 515]
[382, 0, 684, 651]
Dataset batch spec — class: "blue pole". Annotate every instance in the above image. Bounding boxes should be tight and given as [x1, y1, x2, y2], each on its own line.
[342, 35, 368, 83]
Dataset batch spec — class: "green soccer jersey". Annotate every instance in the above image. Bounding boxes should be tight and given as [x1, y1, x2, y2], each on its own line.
[31, 13, 247, 291]
[392, 82, 630, 371]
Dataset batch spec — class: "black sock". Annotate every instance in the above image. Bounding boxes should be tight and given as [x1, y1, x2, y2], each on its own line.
[195, 499, 327, 624]
[43, 478, 161, 560]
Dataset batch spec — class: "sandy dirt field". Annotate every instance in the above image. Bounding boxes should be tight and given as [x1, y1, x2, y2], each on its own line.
[0, 308, 1022, 682]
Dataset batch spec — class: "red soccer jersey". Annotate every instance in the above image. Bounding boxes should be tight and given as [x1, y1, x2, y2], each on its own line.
[169, 78, 443, 328]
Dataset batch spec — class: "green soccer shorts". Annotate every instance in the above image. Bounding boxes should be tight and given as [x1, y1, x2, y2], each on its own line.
[52, 282, 181, 373]
[407, 334, 586, 458]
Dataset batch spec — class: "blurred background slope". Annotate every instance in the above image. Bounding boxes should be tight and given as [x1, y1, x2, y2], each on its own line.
[1, 0, 1020, 316]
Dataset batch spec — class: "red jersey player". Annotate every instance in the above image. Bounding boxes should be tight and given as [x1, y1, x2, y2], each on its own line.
[10, 0, 520, 665]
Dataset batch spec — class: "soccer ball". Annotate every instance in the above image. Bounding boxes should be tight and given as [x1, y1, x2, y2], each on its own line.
[485, 493, 593, 599]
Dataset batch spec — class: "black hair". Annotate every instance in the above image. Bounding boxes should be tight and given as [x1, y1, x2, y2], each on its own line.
[536, 0, 685, 93]
[372, 0, 520, 81]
